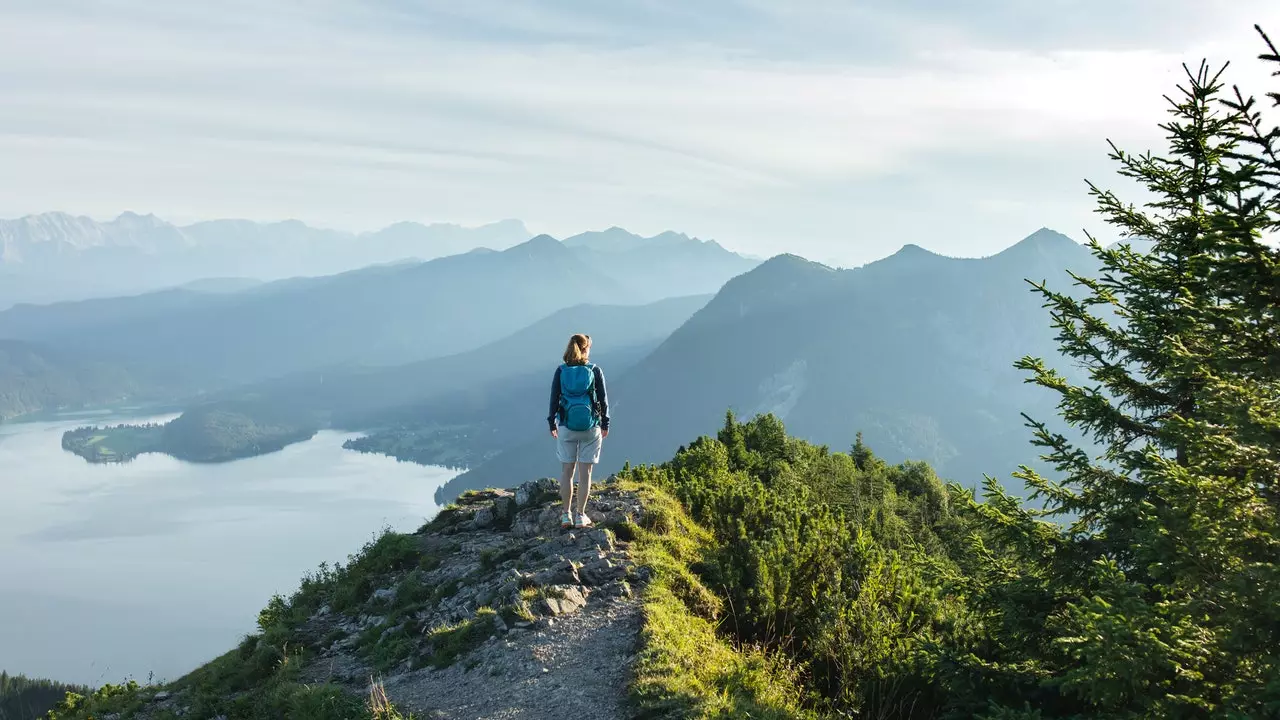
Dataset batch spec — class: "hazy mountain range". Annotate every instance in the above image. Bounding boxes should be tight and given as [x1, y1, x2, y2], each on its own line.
[0, 229, 756, 404]
[0, 211, 531, 308]
[440, 228, 1096, 499]
[0, 218, 1100, 502]
[0, 213, 742, 310]
[222, 294, 713, 427]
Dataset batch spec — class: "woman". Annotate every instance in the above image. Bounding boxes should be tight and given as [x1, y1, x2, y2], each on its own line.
[548, 333, 610, 529]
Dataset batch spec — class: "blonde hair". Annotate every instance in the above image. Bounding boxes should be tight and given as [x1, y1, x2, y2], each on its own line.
[563, 333, 591, 365]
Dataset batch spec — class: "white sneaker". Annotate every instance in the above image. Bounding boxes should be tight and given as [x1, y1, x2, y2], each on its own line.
[574, 513, 594, 529]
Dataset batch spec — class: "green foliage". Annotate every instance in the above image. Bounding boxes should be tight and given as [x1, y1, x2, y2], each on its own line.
[157, 405, 318, 462]
[952, 46, 1280, 719]
[620, 476, 813, 720]
[623, 413, 976, 718]
[61, 422, 165, 463]
[44, 681, 144, 720]
[421, 608, 500, 670]
[0, 671, 88, 720]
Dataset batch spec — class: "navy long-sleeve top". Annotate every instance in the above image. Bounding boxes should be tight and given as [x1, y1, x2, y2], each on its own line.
[548, 363, 609, 432]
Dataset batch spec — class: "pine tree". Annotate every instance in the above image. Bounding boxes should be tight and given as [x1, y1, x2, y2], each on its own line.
[960, 48, 1280, 718]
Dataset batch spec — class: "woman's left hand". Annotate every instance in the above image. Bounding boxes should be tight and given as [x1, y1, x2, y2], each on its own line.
[601, 428, 609, 439]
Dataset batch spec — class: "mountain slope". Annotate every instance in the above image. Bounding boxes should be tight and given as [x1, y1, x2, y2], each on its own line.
[0, 236, 611, 391]
[0, 340, 139, 421]
[217, 294, 713, 427]
[0, 234, 750, 393]
[563, 228, 757, 299]
[443, 229, 1097, 500]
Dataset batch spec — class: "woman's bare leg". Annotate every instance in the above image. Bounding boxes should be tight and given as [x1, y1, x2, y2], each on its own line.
[559, 462, 576, 514]
[573, 462, 595, 516]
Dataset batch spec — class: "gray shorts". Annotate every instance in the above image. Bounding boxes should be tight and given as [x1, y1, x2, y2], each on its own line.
[556, 425, 602, 464]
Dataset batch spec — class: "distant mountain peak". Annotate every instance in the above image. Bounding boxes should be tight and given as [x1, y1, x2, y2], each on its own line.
[562, 227, 641, 248]
[113, 211, 164, 225]
[504, 233, 566, 256]
[562, 227, 732, 257]
[894, 243, 936, 256]
[650, 230, 693, 243]
[878, 243, 947, 265]
[991, 228, 1082, 260]
[730, 253, 835, 284]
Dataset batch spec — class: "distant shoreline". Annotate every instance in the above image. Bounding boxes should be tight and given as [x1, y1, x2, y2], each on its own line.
[60, 408, 318, 465]
[0, 402, 185, 427]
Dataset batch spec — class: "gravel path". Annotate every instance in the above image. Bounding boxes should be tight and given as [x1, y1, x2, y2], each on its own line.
[382, 597, 642, 720]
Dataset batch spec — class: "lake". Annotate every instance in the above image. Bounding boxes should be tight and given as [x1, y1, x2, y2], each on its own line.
[0, 413, 456, 687]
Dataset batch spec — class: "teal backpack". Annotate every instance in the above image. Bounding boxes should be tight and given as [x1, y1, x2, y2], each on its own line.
[558, 363, 598, 431]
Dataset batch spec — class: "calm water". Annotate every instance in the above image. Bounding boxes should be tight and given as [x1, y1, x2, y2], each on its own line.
[0, 413, 456, 686]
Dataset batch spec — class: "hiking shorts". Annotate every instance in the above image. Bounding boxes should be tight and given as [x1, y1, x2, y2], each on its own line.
[556, 424, 602, 464]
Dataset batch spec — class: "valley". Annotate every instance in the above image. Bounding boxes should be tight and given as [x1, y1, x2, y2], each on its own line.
[4, 227, 1095, 491]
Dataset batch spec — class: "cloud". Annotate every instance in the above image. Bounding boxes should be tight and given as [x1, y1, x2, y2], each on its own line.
[1, 0, 1278, 264]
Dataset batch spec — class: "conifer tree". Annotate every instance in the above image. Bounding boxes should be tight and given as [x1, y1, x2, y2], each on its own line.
[962, 40, 1280, 718]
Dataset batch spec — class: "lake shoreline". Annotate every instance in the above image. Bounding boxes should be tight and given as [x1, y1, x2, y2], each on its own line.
[1, 416, 457, 686]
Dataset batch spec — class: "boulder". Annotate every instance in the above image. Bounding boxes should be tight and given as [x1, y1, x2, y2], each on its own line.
[493, 496, 518, 524]
[515, 477, 559, 507]
[580, 558, 627, 585]
[538, 586, 587, 616]
[533, 559, 580, 587]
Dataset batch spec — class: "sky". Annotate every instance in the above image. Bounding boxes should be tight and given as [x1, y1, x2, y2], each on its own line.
[1, 1, 1278, 267]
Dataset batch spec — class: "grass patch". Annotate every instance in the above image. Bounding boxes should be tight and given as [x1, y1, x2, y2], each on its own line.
[423, 607, 499, 669]
[429, 576, 462, 605]
[618, 476, 813, 720]
[500, 600, 537, 626]
[360, 623, 417, 672]
[43, 647, 397, 720]
[418, 504, 462, 535]
[479, 543, 525, 571]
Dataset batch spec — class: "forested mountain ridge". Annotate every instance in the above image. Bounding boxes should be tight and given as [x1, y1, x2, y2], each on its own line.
[0, 234, 754, 395]
[231, 294, 714, 427]
[0, 340, 140, 421]
[58, 295, 712, 465]
[0, 671, 87, 720]
[442, 226, 1097, 501]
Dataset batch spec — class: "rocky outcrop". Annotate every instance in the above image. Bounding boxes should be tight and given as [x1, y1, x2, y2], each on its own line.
[74, 475, 648, 720]
[300, 475, 647, 719]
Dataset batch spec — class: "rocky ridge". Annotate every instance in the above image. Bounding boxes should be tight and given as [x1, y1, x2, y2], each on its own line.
[135, 476, 649, 720]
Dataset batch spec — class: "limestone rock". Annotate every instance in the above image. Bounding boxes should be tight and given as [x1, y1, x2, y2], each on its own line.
[515, 477, 559, 507]
[538, 586, 587, 616]
[533, 559, 580, 587]
[580, 558, 626, 586]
